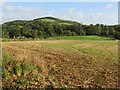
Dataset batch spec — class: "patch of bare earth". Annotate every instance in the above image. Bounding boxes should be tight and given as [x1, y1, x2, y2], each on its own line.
[2, 41, 119, 88]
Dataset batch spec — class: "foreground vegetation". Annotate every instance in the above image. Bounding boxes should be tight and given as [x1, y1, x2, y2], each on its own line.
[2, 39, 119, 89]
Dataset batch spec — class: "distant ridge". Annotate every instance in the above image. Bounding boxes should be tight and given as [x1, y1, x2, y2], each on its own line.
[3, 16, 80, 25]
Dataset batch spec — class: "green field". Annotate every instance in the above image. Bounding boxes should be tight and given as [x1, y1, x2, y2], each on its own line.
[48, 36, 115, 40]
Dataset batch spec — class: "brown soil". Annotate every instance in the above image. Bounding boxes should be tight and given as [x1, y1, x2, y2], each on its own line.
[2, 41, 119, 88]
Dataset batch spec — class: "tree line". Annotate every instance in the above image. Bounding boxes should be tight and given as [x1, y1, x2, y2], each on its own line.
[2, 17, 120, 39]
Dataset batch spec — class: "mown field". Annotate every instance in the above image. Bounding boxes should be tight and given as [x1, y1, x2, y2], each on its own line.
[48, 36, 115, 40]
[2, 36, 119, 89]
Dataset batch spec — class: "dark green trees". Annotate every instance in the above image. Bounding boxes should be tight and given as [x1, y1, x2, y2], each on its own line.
[114, 32, 120, 39]
[2, 17, 120, 40]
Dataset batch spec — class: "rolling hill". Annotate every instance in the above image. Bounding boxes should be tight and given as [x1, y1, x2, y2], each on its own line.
[2, 17, 120, 39]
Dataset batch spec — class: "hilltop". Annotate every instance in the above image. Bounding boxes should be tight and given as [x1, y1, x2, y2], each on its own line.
[33, 17, 78, 25]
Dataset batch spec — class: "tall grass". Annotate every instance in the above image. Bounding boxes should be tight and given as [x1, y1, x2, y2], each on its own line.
[2, 53, 42, 89]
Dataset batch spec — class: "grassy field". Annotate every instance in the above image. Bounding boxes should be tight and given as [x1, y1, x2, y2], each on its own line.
[2, 36, 115, 42]
[2, 37, 119, 89]
[48, 36, 115, 40]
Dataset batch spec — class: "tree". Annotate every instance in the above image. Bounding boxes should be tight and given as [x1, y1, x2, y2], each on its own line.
[94, 25, 101, 35]
[63, 30, 72, 36]
[114, 32, 120, 40]
[71, 32, 76, 36]
[46, 24, 55, 37]
[109, 27, 115, 35]
[31, 30, 38, 39]
[79, 30, 86, 36]
[101, 26, 109, 36]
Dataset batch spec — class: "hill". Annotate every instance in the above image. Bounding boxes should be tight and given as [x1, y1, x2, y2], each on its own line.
[2, 16, 120, 39]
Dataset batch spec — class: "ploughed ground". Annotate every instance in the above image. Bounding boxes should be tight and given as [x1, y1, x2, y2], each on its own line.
[2, 40, 119, 88]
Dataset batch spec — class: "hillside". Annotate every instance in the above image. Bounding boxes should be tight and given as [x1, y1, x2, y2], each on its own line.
[2, 17, 120, 39]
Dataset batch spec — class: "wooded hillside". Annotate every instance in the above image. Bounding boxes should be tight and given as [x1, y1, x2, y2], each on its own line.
[2, 17, 120, 39]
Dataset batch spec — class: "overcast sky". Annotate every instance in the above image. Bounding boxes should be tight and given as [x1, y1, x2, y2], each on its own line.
[1, 2, 118, 25]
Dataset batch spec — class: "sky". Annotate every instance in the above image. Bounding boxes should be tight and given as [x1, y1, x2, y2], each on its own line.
[1, 2, 119, 25]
